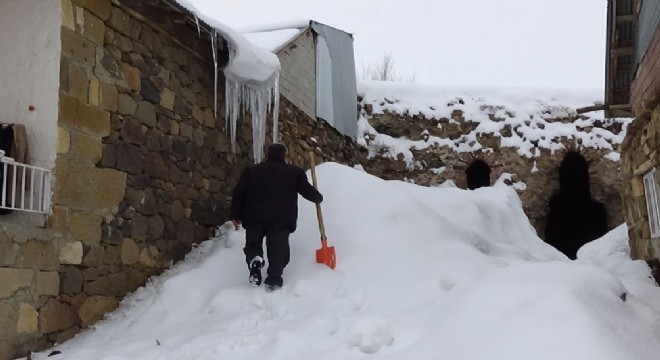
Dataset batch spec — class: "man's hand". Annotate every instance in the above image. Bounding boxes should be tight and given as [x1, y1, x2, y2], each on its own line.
[232, 220, 241, 231]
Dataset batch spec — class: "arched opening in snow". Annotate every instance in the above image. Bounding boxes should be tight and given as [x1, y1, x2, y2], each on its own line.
[466, 160, 491, 190]
[544, 152, 608, 259]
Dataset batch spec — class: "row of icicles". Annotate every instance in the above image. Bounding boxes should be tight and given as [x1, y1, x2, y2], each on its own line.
[200, 18, 280, 164]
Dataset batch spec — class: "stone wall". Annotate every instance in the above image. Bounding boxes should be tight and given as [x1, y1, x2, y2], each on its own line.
[620, 20, 660, 277]
[0, 1, 365, 357]
[621, 97, 660, 263]
[277, 28, 316, 120]
[360, 106, 627, 238]
[279, 96, 366, 168]
[0, 224, 71, 360]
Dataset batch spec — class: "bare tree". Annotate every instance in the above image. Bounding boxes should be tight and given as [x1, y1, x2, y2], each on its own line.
[359, 51, 415, 82]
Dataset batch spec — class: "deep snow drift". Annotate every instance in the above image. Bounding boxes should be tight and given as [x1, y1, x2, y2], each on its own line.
[29, 163, 660, 360]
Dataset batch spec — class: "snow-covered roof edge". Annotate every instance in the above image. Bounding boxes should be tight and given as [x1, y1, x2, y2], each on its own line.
[173, 0, 281, 163]
[242, 20, 355, 54]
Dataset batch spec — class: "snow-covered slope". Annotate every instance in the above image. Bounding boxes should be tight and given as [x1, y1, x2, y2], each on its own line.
[29, 163, 660, 360]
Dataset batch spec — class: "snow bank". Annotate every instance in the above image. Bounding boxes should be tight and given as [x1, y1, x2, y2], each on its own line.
[29, 163, 660, 360]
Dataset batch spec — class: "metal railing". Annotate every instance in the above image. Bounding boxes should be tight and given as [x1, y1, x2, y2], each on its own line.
[0, 152, 51, 214]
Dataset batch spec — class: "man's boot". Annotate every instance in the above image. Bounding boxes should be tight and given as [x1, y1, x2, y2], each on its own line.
[249, 256, 264, 286]
[264, 275, 283, 291]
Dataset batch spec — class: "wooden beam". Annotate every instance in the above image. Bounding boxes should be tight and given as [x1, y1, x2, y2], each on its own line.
[615, 14, 635, 22]
[576, 104, 631, 114]
[611, 46, 634, 56]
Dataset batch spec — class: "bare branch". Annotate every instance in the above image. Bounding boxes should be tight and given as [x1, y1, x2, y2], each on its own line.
[360, 51, 415, 82]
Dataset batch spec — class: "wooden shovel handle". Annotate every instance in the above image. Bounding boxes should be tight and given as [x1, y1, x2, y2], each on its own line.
[309, 151, 327, 240]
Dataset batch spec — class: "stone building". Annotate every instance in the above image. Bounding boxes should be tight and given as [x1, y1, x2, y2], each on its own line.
[357, 81, 630, 245]
[0, 1, 364, 358]
[613, 0, 660, 273]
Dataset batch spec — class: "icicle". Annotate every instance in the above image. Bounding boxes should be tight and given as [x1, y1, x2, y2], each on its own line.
[224, 72, 280, 163]
[225, 78, 239, 156]
[194, 15, 201, 37]
[272, 73, 280, 143]
[211, 30, 218, 120]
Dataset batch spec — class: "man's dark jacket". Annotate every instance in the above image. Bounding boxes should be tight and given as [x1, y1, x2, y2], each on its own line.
[231, 158, 323, 232]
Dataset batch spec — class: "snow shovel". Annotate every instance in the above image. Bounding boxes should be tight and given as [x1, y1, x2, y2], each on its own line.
[309, 151, 336, 270]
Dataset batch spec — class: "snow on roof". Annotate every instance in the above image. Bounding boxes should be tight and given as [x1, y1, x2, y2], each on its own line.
[173, 0, 281, 162]
[174, 0, 279, 83]
[358, 80, 632, 165]
[240, 20, 351, 54]
[235, 19, 311, 34]
[243, 28, 304, 53]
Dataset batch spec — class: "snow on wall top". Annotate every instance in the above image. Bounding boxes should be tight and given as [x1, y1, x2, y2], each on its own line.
[357, 80, 633, 163]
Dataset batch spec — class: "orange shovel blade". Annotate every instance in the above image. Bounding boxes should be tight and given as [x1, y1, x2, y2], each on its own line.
[316, 239, 336, 269]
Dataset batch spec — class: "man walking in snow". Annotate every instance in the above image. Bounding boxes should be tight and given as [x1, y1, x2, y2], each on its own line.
[231, 143, 323, 290]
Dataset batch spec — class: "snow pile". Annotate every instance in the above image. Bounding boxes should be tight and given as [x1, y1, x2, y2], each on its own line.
[358, 81, 632, 166]
[174, 0, 281, 162]
[28, 163, 660, 360]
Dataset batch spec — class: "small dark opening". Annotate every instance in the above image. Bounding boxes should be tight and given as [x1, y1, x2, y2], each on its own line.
[466, 160, 491, 190]
[545, 152, 607, 259]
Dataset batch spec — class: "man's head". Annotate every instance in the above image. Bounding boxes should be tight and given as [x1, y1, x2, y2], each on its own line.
[267, 143, 287, 161]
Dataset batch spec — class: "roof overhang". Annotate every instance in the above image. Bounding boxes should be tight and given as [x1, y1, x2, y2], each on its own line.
[604, 0, 639, 117]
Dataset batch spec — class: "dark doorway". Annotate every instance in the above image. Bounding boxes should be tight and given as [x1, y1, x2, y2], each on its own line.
[466, 160, 491, 190]
[545, 152, 607, 259]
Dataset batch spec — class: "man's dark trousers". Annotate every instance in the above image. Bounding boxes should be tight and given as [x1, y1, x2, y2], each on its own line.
[244, 224, 291, 277]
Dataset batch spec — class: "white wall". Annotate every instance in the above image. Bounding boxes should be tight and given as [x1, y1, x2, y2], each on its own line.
[0, 0, 60, 169]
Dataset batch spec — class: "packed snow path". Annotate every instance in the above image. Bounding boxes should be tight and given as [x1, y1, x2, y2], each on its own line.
[29, 163, 660, 360]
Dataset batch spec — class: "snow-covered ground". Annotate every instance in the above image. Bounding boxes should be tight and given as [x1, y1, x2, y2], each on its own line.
[28, 163, 660, 360]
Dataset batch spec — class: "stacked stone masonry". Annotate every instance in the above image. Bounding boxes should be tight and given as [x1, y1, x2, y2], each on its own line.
[0, 1, 364, 359]
[621, 22, 660, 275]
[621, 101, 660, 262]
[359, 105, 627, 238]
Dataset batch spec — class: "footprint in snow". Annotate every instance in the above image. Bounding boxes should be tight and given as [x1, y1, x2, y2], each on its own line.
[346, 316, 394, 354]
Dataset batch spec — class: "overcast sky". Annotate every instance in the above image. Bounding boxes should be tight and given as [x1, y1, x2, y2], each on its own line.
[190, 0, 608, 93]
